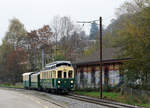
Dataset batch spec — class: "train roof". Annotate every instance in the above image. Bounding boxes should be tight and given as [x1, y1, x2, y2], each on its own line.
[45, 61, 71, 67]
[31, 72, 40, 76]
[22, 72, 34, 76]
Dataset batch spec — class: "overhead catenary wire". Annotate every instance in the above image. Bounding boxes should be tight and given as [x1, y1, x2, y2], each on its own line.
[77, 15, 115, 26]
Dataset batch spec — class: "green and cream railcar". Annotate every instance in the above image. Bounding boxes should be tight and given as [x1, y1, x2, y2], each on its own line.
[40, 61, 75, 93]
[22, 72, 34, 89]
[30, 73, 40, 89]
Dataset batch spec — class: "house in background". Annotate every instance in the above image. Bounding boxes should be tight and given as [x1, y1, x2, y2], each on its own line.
[73, 48, 129, 89]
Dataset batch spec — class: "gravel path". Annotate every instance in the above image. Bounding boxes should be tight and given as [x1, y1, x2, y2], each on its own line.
[0, 87, 109, 108]
[0, 88, 61, 108]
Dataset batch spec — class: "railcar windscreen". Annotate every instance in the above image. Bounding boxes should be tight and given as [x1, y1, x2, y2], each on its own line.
[64, 72, 67, 78]
[58, 71, 62, 78]
[68, 71, 73, 78]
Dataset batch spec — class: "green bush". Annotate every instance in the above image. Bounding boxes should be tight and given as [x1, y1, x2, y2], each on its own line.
[125, 95, 149, 105]
[75, 88, 99, 92]
[112, 84, 121, 92]
[103, 85, 112, 92]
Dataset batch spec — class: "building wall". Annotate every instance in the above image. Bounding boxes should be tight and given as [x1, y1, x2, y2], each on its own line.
[109, 70, 120, 86]
[76, 64, 120, 89]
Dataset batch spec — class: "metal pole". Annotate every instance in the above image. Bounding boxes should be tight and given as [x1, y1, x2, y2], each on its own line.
[56, 33, 57, 57]
[99, 17, 103, 99]
[76, 18, 103, 98]
[42, 48, 44, 70]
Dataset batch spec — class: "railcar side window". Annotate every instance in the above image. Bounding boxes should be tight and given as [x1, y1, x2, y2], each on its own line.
[68, 70, 73, 78]
[44, 72, 46, 79]
[46, 72, 48, 79]
[64, 72, 67, 78]
[58, 71, 62, 78]
[50, 71, 52, 78]
[52, 71, 56, 78]
[46, 72, 47, 79]
[48, 71, 50, 78]
[41, 72, 43, 79]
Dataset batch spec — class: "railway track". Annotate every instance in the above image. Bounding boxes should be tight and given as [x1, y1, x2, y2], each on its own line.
[35, 95, 66, 108]
[66, 94, 142, 108]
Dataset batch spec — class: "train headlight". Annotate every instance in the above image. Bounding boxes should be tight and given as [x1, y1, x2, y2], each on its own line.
[71, 80, 73, 83]
[58, 81, 61, 84]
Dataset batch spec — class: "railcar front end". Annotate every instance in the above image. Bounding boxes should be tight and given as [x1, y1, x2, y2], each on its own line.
[40, 61, 75, 93]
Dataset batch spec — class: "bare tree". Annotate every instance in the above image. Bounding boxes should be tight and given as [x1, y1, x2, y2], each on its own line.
[27, 25, 53, 71]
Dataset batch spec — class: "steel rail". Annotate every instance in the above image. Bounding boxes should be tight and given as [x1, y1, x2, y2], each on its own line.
[66, 94, 141, 108]
[35, 95, 66, 108]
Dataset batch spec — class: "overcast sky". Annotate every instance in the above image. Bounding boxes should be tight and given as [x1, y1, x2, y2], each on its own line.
[0, 0, 126, 43]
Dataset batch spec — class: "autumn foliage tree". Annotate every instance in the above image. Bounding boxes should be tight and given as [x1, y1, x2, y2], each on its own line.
[0, 18, 28, 84]
[6, 49, 27, 84]
[109, 0, 150, 89]
[0, 16, 86, 84]
[27, 25, 53, 71]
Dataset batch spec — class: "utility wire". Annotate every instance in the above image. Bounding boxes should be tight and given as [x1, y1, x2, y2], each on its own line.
[77, 15, 115, 25]
[103, 15, 115, 20]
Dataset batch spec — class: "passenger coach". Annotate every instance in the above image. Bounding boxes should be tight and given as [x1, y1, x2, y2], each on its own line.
[22, 72, 34, 89]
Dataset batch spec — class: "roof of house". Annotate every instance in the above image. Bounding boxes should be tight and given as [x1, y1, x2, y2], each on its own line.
[74, 47, 130, 65]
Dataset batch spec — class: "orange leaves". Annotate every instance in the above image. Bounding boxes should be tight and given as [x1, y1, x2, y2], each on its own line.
[6, 49, 28, 73]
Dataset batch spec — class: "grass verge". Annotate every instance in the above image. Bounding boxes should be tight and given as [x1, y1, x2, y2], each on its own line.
[73, 90, 150, 108]
[0, 83, 24, 88]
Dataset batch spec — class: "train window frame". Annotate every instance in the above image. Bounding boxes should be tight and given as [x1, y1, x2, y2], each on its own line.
[42, 72, 44, 79]
[46, 72, 48, 79]
[58, 71, 62, 78]
[45, 72, 46, 79]
[50, 72, 51, 78]
[41, 72, 43, 79]
[52, 71, 56, 78]
[47, 72, 48, 79]
[44, 72, 46, 79]
[42, 72, 45, 79]
[68, 70, 73, 78]
[64, 72, 67, 78]
[35, 76, 36, 82]
[48, 71, 50, 79]
[47, 71, 49, 79]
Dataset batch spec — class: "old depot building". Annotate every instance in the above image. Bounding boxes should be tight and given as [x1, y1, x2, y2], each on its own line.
[74, 48, 129, 89]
